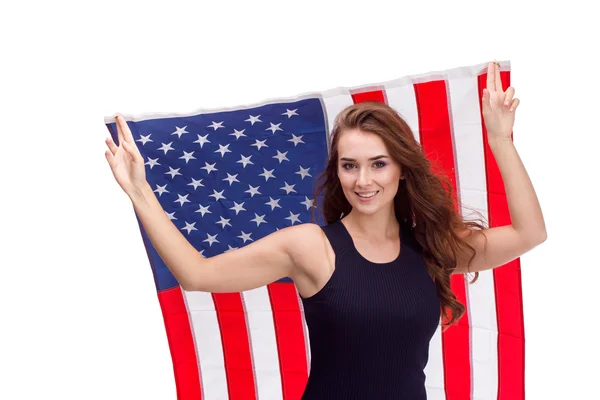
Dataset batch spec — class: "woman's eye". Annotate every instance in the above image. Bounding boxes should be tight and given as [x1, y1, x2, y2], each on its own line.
[342, 163, 354, 170]
[374, 161, 386, 168]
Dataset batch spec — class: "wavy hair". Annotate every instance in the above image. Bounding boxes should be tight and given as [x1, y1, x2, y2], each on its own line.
[311, 101, 487, 329]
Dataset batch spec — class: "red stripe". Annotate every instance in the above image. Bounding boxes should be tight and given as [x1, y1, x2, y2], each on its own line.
[351, 90, 386, 104]
[477, 70, 525, 400]
[414, 80, 472, 400]
[158, 287, 203, 400]
[268, 283, 309, 399]
[212, 293, 257, 400]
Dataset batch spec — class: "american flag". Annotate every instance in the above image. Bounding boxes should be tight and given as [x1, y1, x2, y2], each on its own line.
[105, 60, 524, 400]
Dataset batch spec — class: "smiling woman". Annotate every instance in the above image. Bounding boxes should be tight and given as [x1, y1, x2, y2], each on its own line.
[105, 61, 546, 399]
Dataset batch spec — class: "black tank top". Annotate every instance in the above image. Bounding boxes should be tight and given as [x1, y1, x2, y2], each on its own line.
[300, 219, 441, 399]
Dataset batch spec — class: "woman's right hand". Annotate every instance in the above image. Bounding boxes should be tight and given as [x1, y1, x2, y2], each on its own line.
[104, 115, 148, 198]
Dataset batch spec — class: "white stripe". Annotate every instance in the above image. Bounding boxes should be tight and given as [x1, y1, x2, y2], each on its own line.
[321, 92, 354, 147]
[296, 289, 311, 372]
[424, 321, 446, 400]
[448, 74, 499, 400]
[385, 84, 421, 144]
[183, 290, 229, 400]
[242, 287, 284, 400]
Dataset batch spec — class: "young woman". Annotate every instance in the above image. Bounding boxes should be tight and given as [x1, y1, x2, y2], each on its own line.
[104, 61, 546, 399]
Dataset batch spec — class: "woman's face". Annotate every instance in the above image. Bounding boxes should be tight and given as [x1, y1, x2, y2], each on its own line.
[336, 128, 402, 216]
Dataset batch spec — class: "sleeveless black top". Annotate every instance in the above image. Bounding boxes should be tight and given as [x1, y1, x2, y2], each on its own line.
[300, 219, 441, 399]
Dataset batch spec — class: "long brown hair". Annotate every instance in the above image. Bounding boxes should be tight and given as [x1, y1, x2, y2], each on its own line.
[311, 101, 487, 329]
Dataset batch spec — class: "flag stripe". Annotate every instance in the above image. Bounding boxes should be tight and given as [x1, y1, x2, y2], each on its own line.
[351, 89, 386, 104]
[158, 287, 203, 400]
[185, 290, 229, 399]
[242, 287, 284, 400]
[212, 293, 257, 399]
[268, 283, 310, 399]
[449, 73, 499, 400]
[414, 79, 472, 399]
[477, 69, 525, 400]
[385, 84, 422, 144]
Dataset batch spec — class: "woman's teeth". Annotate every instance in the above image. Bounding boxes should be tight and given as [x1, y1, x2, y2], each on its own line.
[357, 191, 378, 198]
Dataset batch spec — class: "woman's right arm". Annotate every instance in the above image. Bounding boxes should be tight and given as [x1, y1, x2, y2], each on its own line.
[129, 182, 315, 292]
[105, 114, 316, 293]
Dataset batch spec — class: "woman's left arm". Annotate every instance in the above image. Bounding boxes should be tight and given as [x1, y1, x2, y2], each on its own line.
[454, 61, 547, 275]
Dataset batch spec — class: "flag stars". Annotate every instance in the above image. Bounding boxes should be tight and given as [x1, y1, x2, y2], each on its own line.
[181, 221, 197, 234]
[215, 144, 232, 157]
[300, 196, 315, 210]
[245, 185, 261, 197]
[195, 204, 211, 217]
[280, 182, 296, 194]
[288, 134, 305, 147]
[230, 201, 246, 215]
[158, 142, 175, 154]
[245, 115, 262, 125]
[251, 213, 267, 227]
[179, 151, 196, 164]
[207, 121, 224, 131]
[203, 233, 219, 246]
[187, 178, 204, 190]
[230, 129, 247, 139]
[251, 139, 268, 150]
[237, 231, 253, 243]
[201, 162, 218, 174]
[165, 211, 176, 220]
[225, 245, 238, 253]
[165, 167, 182, 179]
[215, 216, 232, 229]
[175, 194, 191, 206]
[137, 134, 153, 145]
[282, 109, 298, 118]
[171, 126, 189, 138]
[154, 184, 169, 197]
[259, 168, 276, 181]
[209, 189, 226, 201]
[223, 173, 240, 186]
[266, 122, 283, 134]
[265, 197, 282, 211]
[237, 154, 254, 168]
[194, 134, 210, 148]
[286, 211, 301, 225]
[145, 157, 160, 169]
[295, 166, 312, 180]
[272, 150, 289, 163]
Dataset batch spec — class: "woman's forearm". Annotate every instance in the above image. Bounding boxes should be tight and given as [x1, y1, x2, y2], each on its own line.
[129, 182, 205, 290]
[489, 138, 547, 243]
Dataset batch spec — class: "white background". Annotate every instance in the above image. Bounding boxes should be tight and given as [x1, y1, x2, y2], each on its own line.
[2, 0, 598, 399]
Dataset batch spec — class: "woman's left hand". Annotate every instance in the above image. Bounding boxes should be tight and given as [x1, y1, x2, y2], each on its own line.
[482, 61, 520, 141]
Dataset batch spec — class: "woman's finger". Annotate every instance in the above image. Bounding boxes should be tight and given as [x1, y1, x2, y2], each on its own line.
[115, 114, 125, 146]
[122, 139, 143, 164]
[486, 62, 495, 92]
[494, 62, 503, 91]
[504, 87, 515, 107]
[105, 149, 114, 164]
[116, 114, 136, 144]
[509, 98, 520, 112]
[105, 136, 118, 155]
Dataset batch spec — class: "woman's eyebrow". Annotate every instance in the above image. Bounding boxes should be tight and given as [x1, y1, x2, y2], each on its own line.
[339, 155, 389, 161]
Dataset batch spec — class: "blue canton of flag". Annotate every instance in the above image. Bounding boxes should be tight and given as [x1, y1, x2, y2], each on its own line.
[111, 98, 329, 291]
